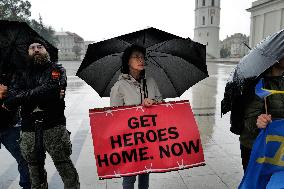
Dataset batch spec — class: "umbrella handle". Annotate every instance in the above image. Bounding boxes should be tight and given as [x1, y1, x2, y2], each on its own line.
[264, 97, 268, 115]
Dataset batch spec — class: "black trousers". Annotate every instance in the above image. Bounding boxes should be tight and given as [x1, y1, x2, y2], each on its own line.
[240, 144, 252, 172]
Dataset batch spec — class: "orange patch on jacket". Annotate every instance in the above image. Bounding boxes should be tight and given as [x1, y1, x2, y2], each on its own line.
[51, 70, 60, 79]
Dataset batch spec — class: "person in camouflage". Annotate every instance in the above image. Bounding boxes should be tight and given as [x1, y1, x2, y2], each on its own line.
[239, 58, 284, 172]
[2, 38, 80, 189]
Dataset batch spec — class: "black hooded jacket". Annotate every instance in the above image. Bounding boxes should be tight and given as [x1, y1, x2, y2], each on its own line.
[0, 72, 20, 132]
[0, 98, 19, 132]
[3, 61, 67, 132]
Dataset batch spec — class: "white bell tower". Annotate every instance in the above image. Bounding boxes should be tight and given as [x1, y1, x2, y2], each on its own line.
[194, 0, 220, 58]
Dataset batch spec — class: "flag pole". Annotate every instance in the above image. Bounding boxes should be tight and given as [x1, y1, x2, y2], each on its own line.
[264, 97, 268, 114]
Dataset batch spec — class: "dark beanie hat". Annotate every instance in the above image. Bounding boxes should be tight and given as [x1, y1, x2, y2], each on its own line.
[27, 37, 48, 50]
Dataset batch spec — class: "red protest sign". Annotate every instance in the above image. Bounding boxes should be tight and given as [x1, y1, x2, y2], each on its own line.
[89, 100, 205, 179]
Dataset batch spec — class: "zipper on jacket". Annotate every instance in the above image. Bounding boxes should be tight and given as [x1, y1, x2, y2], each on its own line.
[143, 78, 148, 98]
[140, 85, 143, 104]
[139, 78, 148, 104]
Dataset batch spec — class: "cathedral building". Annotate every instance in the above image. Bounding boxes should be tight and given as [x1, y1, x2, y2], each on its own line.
[247, 0, 284, 47]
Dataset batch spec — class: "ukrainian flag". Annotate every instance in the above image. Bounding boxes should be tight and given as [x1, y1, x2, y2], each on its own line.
[255, 78, 284, 99]
[238, 120, 284, 189]
[239, 79, 284, 189]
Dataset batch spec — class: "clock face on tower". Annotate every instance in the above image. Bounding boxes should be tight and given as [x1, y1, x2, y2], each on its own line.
[210, 9, 216, 15]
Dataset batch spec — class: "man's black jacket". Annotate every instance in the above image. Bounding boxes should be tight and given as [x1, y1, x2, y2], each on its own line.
[4, 61, 67, 132]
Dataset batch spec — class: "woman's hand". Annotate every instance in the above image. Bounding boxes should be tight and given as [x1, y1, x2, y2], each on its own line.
[142, 98, 155, 107]
[256, 114, 272, 129]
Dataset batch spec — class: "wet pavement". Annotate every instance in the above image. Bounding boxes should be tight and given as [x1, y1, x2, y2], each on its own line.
[0, 61, 243, 189]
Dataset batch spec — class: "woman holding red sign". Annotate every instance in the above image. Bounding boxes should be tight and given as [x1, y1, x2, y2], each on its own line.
[110, 44, 163, 189]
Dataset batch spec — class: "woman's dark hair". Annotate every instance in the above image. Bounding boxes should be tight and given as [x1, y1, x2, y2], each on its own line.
[121, 44, 146, 74]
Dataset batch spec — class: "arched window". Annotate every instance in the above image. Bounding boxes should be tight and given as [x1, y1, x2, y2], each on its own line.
[211, 16, 213, 24]
[202, 0, 205, 6]
[202, 16, 205, 25]
[212, 0, 214, 6]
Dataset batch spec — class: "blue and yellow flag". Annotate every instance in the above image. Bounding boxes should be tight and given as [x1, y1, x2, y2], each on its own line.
[266, 171, 284, 189]
[238, 120, 284, 189]
[255, 78, 284, 99]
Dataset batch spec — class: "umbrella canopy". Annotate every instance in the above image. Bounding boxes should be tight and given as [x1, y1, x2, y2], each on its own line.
[221, 29, 284, 115]
[0, 20, 58, 78]
[233, 29, 284, 83]
[77, 27, 207, 98]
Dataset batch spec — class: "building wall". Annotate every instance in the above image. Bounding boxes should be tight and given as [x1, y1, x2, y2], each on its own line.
[247, 0, 284, 47]
[220, 33, 249, 58]
[55, 32, 85, 61]
[194, 0, 220, 58]
[56, 34, 75, 60]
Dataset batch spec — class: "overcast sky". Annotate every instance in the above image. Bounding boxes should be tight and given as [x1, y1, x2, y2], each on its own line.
[28, 0, 255, 41]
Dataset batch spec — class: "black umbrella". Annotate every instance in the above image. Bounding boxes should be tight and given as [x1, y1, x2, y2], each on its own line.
[0, 20, 58, 78]
[76, 27, 207, 98]
[221, 29, 284, 115]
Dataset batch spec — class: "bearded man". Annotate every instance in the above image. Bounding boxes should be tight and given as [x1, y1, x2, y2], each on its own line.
[2, 38, 80, 189]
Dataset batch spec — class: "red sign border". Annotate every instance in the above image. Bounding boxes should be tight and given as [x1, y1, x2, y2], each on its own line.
[89, 100, 206, 179]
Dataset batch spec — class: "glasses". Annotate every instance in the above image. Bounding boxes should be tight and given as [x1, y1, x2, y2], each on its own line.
[130, 55, 146, 60]
[29, 45, 44, 51]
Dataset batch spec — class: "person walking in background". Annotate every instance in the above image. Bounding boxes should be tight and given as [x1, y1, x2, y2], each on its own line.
[110, 44, 163, 189]
[2, 38, 80, 189]
[239, 58, 284, 172]
[0, 79, 31, 189]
